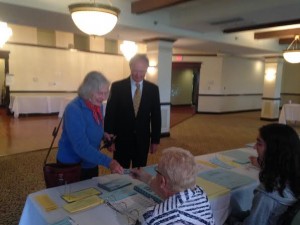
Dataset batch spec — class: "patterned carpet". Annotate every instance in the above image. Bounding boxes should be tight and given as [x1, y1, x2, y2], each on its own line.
[1, 111, 278, 225]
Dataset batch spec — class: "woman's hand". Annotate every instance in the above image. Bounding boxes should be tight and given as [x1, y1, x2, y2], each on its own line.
[249, 156, 260, 168]
[103, 133, 116, 152]
[109, 159, 123, 174]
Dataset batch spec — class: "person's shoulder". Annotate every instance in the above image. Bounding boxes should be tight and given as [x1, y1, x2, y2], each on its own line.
[143, 80, 159, 90]
[112, 77, 130, 86]
[65, 97, 84, 114]
[144, 80, 156, 86]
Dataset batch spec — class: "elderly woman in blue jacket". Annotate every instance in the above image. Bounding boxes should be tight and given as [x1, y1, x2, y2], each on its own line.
[228, 123, 300, 225]
[57, 71, 123, 180]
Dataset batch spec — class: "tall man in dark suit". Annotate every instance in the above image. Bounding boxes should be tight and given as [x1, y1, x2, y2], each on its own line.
[104, 54, 161, 168]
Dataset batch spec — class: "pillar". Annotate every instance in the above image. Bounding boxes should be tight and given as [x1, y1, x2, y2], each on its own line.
[260, 58, 283, 120]
[145, 38, 175, 136]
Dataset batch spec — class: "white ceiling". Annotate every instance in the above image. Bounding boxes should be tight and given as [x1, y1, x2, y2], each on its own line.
[0, 0, 300, 58]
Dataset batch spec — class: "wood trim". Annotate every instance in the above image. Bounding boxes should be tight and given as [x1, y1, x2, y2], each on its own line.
[261, 97, 281, 100]
[197, 109, 261, 114]
[260, 117, 278, 121]
[161, 132, 170, 138]
[254, 28, 300, 39]
[281, 93, 300, 96]
[198, 93, 262, 97]
[160, 102, 171, 106]
[10, 90, 77, 93]
[131, 0, 193, 14]
[172, 62, 201, 70]
[279, 38, 295, 45]
[173, 53, 217, 57]
[223, 18, 300, 33]
[143, 38, 176, 43]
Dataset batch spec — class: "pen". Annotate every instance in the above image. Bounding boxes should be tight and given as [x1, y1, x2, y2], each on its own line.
[68, 216, 79, 225]
[106, 201, 124, 215]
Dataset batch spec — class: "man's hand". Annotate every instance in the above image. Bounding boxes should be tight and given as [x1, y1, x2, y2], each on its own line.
[149, 143, 158, 154]
[109, 159, 123, 174]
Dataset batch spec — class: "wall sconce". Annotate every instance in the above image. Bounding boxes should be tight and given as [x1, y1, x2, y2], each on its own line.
[265, 68, 276, 81]
[147, 66, 157, 75]
[120, 40, 138, 61]
[0, 21, 12, 48]
[147, 60, 157, 75]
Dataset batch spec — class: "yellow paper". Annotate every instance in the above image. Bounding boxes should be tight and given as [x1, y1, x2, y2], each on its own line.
[35, 194, 58, 212]
[63, 195, 104, 213]
[197, 159, 219, 168]
[196, 177, 230, 200]
[61, 187, 101, 203]
[218, 155, 241, 168]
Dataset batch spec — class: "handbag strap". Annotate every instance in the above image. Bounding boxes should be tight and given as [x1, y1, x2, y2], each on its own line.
[44, 116, 63, 166]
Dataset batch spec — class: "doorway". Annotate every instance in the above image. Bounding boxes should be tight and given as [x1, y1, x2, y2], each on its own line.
[170, 62, 201, 126]
[171, 62, 201, 109]
[0, 51, 10, 107]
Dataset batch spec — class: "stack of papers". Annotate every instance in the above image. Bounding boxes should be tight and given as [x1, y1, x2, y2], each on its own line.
[98, 178, 132, 192]
[198, 168, 256, 190]
[196, 177, 229, 199]
[221, 149, 254, 164]
[61, 187, 101, 203]
[35, 194, 58, 212]
[63, 195, 104, 213]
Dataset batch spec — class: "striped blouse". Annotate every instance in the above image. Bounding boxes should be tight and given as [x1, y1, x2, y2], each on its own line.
[142, 185, 215, 225]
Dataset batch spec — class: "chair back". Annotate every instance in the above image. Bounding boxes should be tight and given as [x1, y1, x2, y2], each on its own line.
[279, 200, 300, 225]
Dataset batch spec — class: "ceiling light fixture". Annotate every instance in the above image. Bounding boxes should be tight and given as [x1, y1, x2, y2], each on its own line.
[69, 2, 120, 36]
[0, 21, 12, 48]
[283, 35, 300, 64]
[120, 40, 138, 61]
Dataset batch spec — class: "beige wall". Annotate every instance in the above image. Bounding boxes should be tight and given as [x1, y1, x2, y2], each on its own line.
[7, 44, 126, 91]
[281, 62, 300, 104]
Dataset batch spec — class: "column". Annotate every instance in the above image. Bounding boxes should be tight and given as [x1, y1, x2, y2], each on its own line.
[145, 38, 175, 136]
[260, 58, 283, 120]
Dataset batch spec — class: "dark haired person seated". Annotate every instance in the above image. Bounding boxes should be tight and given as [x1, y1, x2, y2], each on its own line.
[227, 123, 300, 225]
[131, 147, 215, 225]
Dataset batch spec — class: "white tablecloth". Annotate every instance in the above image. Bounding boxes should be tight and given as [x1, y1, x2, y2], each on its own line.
[279, 103, 300, 124]
[19, 148, 259, 225]
[9, 93, 76, 118]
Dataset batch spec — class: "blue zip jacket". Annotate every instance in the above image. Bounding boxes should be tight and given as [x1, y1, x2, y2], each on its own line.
[57, 97, 112, 169]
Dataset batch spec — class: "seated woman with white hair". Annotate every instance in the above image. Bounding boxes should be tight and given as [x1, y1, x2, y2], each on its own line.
[131, 147, 215, 225]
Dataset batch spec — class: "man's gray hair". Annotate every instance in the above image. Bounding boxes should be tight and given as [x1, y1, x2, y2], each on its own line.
[159, 147, 197, 192]
[78, 71, 110, 100]
[129, 54, 149, 68]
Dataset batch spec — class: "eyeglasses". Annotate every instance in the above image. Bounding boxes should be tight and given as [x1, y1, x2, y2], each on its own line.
[155, 167, 163, 176]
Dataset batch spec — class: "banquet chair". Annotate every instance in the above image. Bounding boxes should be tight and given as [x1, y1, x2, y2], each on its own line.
[279, 200, 300, 225]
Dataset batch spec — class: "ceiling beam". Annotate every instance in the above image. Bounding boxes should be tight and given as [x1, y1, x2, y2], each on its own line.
[131, 0, 194, 14]
[223, 18, 300, 33]
[279, 37, 295, 45]
[254, 28, 300, 39]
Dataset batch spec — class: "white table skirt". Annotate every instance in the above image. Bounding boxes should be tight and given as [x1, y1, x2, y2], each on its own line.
[19, 148, 259, 225]
[9, 93, 76, 118]
[279, 103, 300, 124]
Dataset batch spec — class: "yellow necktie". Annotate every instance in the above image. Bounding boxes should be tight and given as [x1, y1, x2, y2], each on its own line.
[133, 83, 141, 116]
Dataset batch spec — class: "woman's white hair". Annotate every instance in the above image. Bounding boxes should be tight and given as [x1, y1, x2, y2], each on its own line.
[159, 147, 197, 192]
[78, 71, 110, 100]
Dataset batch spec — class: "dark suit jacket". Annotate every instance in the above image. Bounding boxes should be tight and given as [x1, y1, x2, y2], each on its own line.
[104, 77, 161, 148]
